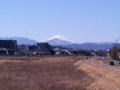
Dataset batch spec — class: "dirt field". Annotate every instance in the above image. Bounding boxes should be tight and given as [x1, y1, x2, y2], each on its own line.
[0, 56, 95, 90]
[0, 56, 119, 90]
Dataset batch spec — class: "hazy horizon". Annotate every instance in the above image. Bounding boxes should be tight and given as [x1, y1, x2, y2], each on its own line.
[0, 35, 115, 44]
[0, 0, 120, 43]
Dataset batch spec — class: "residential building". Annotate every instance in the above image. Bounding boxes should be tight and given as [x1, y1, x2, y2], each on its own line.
[0, 40, 17, 55]
[17, 45, 29, 55]
[37, 43, 51, 55]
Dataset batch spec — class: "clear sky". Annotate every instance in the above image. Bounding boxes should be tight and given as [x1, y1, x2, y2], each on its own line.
[0, 0, 120, 43]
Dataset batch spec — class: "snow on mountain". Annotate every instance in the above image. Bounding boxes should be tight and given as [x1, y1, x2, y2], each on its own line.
[47, 35, 74, 43]
[46, 35, 74, 46]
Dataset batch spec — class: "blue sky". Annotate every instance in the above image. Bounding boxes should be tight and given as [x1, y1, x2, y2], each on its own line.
[0, 0, 120, 43]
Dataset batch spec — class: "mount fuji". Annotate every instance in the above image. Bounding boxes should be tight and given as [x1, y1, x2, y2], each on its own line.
[0, 36, 113, 49]
[46, 35, 74, 46]
[46, 35, 112, 49]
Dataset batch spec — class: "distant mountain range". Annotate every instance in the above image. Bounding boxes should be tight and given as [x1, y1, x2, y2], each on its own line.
[46, 35, 113, 50]
[63, 43, 112, 50]
[0, 35, 113, 49]
[0, 37, 38, 45]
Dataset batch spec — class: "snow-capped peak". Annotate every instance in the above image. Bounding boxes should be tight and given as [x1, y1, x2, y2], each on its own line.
[47, 35, 73, 42]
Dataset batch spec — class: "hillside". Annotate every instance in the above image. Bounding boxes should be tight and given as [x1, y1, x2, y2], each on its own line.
[74, 57, 120, 90]
[0, 37, 38, 45]
[63, 43, 112, 50]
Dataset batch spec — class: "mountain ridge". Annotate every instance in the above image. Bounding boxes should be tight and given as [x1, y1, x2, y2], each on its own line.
[63, 43, 112, 50]
[0, 36, 113, 49]
[47, 35, 74, 43]
[46, 35, 74, 45]
[0, 37, 38, 45]
[46, 38, 73, 46]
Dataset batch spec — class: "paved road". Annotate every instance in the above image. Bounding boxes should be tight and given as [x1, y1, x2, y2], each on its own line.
[86, 58, 120, 72]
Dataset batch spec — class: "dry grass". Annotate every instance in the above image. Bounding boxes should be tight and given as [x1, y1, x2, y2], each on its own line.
[75, 58, 120, 90]
[0, 56, 95, 90]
